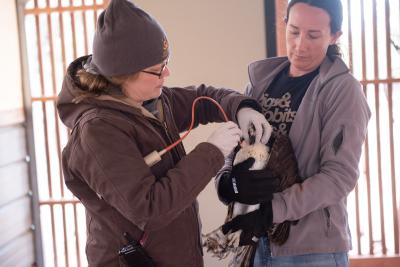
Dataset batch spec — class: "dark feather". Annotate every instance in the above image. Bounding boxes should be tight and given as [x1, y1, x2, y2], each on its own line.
[266, 133, 301, 245]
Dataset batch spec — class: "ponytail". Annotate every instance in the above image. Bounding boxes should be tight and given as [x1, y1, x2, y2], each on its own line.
[327, 44, 342, 59]
[73, 69, 134, 103]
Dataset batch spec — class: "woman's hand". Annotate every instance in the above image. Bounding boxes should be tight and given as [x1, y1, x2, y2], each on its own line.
[222, 201, 273, 246]
[207, 121, 242, 158]
[237, 107, 272, 144]
[218, 158, 280, 205]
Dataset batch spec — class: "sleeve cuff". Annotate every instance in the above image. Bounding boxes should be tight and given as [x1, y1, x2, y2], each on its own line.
[271, 193, 287, 224]
[237, 99, 262, 113]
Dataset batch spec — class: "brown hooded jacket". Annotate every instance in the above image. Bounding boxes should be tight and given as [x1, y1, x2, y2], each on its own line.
[57, 56, 259, 267]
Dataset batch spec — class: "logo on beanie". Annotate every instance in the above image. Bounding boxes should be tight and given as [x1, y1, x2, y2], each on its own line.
[162, 37, 169, 59]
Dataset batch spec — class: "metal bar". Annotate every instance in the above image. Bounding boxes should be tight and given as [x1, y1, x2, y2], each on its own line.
[363, 87, 373, 256]
[32, 96, 57, 102]
[24, 4, 105, 15]
[46, 1, 70, 264]
[45, 0, 62, 199]
[387, 81, 398, 253]
[360, 78, 400, 85]
[360, 0, 374, 256]
[347, 0, 361, 255]
[58, 0, 67, 73]
[73, 203, 81, 267]
[82, 0, 89, 55]
[355, 184, 362, 255]
[264, 0, 277, 57]
[346, 0, 354, 72]
[372, 0, 386, 255]
[70, 0, 77, 60]
[16, 0, 45, 265]
[54, 0, 72, 180]
[384, 0, 399, 254]
[40, 199, 81, 205]
[274, 0, 287, 56]
[33, 0, 59, 265]
[94, 0, 98, 29]
[57, 0, 71, 189]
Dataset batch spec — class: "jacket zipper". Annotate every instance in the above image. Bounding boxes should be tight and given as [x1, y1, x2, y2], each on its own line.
[192, 204, 204, 256]
[161, 120, 180, 162]
[159, 101, 202, 255]
[158, 102, 202, 256]
[159, 100, 184, 161]
[143, 117, 175, 166]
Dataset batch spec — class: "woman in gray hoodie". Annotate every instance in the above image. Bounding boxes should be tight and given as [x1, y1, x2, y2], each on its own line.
[219, 0, 371, 266]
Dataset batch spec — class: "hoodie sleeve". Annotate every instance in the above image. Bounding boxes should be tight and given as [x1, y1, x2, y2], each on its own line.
[65, 117, 224, 231]
[272, 75, 371, 223]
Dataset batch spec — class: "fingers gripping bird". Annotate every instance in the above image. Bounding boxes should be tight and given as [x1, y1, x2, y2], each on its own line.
[203, 133, 301, 267]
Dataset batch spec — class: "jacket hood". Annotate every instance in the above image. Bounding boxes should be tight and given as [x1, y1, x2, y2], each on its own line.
[57, 55, 143, 129]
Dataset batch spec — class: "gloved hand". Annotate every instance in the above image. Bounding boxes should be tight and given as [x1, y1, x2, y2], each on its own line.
[218, 158, 280, 204]
[237, 107, 272, 144]
[207, 121, 242, 158]
[222, 201, 273, 246]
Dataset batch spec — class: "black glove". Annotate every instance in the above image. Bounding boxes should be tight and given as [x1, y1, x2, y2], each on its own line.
[221, 201, 273, 246]
[218, 158, 280, 204]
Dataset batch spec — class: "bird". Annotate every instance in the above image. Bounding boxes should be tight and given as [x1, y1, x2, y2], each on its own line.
[203, 133, 301, 267]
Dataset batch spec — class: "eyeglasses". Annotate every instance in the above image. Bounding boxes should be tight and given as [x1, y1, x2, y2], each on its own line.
[141, 60, 169, 78]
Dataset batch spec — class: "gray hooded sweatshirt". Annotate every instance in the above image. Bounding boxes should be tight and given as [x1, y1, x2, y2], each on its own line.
[220, 55, 371, 256]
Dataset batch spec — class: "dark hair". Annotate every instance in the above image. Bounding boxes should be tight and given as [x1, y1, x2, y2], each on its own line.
[285, 0, 343, 58]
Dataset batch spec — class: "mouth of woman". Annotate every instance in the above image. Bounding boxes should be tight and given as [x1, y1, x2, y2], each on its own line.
[294, 54, 308, 59]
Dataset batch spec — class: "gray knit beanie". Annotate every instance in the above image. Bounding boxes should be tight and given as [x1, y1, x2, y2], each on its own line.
[89, 0, 169, 77]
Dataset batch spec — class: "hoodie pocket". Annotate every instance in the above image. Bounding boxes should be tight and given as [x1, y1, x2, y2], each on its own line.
[322, 207, 331, 237]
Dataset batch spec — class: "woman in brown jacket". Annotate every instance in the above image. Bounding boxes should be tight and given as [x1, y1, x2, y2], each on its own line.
[57, 0, 275, 266]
